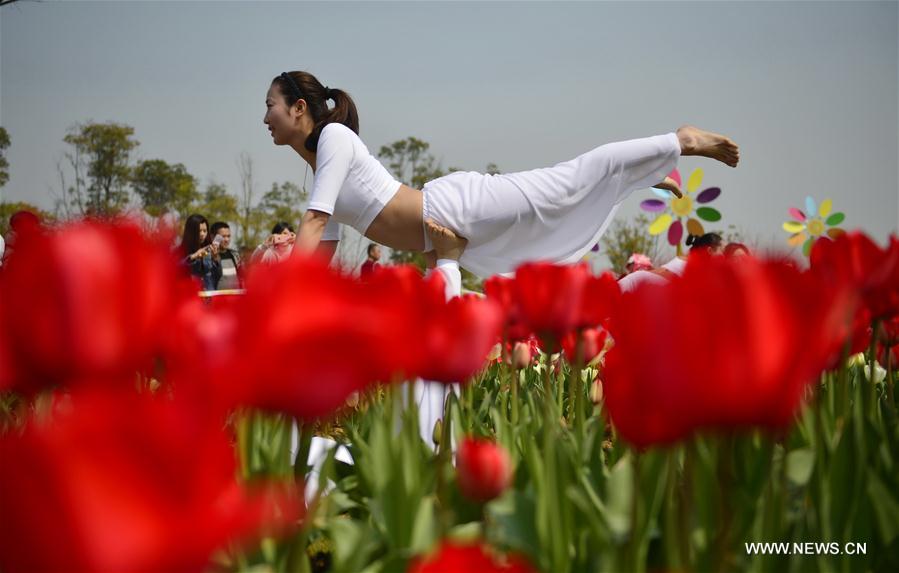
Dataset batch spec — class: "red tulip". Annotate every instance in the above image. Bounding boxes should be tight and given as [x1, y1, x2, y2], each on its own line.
[578, 271, 621, 329]
[562, 327, 609, 366]
[408, 540, 536, 573]
[487, 263, 619, 353]
[513, 262, 593, 345]
[227, 255, 399, 420]
[456, 437, 512, 502]
[604, 254, 854, 448]
[356, 264, 504, 383]
[810, 231, 899, 320]
[0, 220, 192, 394]
[416, 294, 504, 383]
[0, 389, 298, 573]
[484, 275, 533, 342]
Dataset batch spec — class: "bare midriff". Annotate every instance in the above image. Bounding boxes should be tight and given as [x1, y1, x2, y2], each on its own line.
[363, 183, 426, 252]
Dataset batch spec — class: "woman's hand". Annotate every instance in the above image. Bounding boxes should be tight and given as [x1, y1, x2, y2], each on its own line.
[190, 246, 209, 261]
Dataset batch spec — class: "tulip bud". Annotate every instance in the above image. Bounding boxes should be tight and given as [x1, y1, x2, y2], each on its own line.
[511, 341, 531, 369]
[432, 418, 443, 446]
[591, 378, 604, 404]
[456, 437, 512, 503]
[486, 343, 502, 363]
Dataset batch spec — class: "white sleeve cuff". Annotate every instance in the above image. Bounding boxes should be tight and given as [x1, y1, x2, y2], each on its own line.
[435, 259, 462, 300]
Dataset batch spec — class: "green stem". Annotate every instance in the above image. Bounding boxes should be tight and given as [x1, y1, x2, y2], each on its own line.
[293, 420, 312, 480]
[543, 356, 554, 430]
[678, 442, 694, 569]
[714, 435, 735, 573]
[435, 392, 454, 536]
[837, 341, 851, 423]
[663, 450, 681, 570]
[511, 367, 520, 426]
[629, 452, 643, 573]
[569, 331, 584, 441]
[887, 341, 895, 409]
[867, 319, 881, 419]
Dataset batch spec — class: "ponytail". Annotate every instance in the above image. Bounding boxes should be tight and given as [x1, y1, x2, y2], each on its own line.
[304, 87, 360, 152]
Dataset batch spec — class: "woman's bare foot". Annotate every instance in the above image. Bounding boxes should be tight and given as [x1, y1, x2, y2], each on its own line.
[676, 125, 740, 167]
[655, 175, 682, 198]
[426, 219, 467, 261]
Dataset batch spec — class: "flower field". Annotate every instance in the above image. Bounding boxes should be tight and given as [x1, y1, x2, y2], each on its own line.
[1, 220, 898, 573]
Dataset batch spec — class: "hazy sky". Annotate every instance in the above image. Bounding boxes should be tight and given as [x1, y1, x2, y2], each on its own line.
[1, 0, 897, 263]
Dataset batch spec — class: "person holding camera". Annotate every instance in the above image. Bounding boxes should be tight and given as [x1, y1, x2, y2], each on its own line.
[180, 214, 222, 291]
[251, 222, 296, 265]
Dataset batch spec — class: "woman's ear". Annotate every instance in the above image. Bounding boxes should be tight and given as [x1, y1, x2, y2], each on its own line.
[292, 99, 307, 117]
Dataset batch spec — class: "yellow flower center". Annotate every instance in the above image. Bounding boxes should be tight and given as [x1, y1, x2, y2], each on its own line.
[807, 219, 825, 236]
[671, 196, 693, 218]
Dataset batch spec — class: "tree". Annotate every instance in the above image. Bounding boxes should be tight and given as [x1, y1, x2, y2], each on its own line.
[235, 152, 266, 248]
[258, 181, 307, 232]
[195, 181, 240, 229]
[131, 159, 199, 218]
[600, 213, 668, 275]
[0, 127, 10, 192]
[378, 137, 450, 191]
[62, 122, 139, 216]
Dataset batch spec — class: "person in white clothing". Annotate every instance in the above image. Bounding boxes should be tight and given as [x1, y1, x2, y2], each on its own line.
[264, 71, 740, 278]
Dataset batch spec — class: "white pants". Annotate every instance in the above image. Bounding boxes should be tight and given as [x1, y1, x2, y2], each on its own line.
[422, 132, 681, 278]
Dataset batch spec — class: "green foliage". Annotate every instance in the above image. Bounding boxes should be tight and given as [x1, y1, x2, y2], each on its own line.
[62, 122, 139, 216]
[0, 126, 10, 189]
[229, 346, 899, 573]
[195, 182, 240, 231]
[377, 137, 448, 191]
[601, 213, 667, 275]
[259, 181, 308, 234]
[131, 159, 199, 218]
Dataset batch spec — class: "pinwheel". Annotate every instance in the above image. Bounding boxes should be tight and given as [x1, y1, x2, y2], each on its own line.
[782, 196, 846, 256]
[641, 168, 723, 253]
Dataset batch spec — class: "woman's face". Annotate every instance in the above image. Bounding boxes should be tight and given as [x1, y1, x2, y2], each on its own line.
[264, 84, 296, 146]
[198, 222, 208, 243]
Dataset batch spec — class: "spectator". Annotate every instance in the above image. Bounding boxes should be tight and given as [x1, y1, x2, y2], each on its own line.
[210, 221, 242, 290]
[180, 214, 221, 291]
[685, 232, 724, 254]
[251, 222, 295, 264]
[359, 243, 382, 279]
[618, 233, 724, 292]
[624, 253, 653, 274]
[2, 210, 43, 265]
[724, 242, 750, 257]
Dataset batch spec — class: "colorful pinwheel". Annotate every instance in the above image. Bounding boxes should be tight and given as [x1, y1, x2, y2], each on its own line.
[641, 168, 723, 251]
[782, 197, 845, 256]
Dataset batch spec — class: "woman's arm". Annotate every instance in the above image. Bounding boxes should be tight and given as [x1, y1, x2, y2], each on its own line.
[317, 240, 339, 262]
[294, 209, 331, 253]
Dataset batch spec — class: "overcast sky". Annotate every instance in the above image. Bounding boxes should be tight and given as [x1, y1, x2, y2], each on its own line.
[1, 0, 896, 264]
